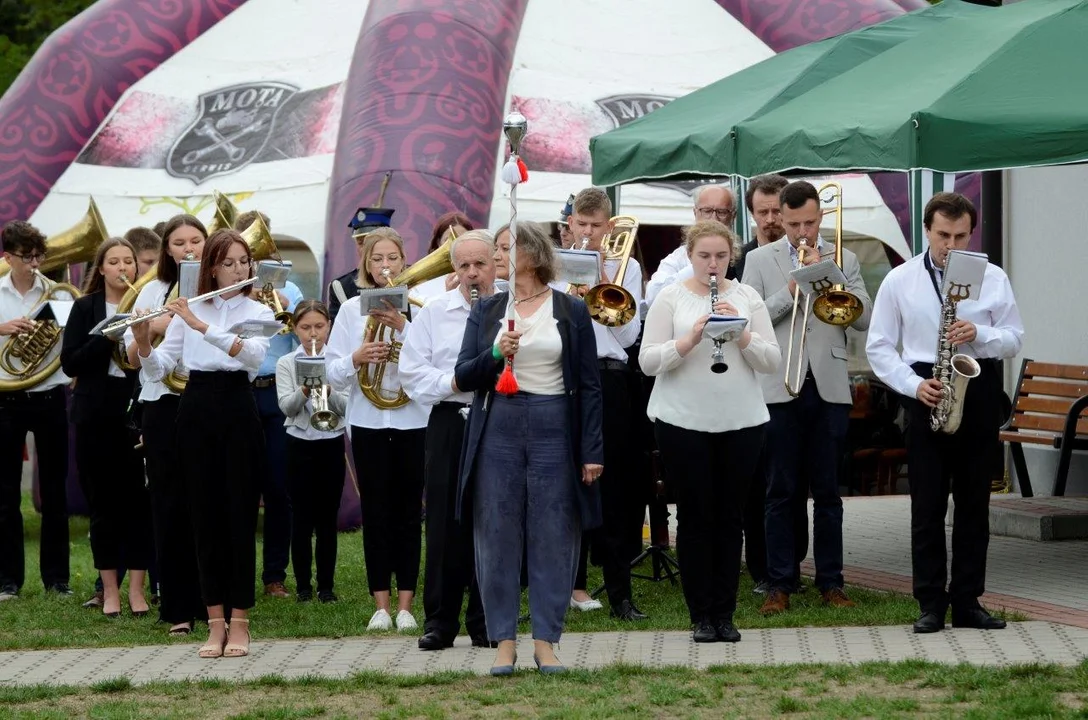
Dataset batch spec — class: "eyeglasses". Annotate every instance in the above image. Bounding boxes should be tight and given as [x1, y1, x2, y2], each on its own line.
[9, 253, 46, 264]
[696, 207, 736, 220]
[219, 257, 252, 269]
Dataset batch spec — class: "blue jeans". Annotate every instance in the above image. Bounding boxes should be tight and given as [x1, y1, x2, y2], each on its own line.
[765, 378, 850, 593]
[254, 385, 291, 585]
[474, 393, 580, 643]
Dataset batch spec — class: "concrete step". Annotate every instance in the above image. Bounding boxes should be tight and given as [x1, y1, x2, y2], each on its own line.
[989, 496, 1088, 541]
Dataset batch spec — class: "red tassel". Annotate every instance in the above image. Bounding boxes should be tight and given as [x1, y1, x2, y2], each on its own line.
[495, 317, 519, 395]
[517, 157, 529, 182]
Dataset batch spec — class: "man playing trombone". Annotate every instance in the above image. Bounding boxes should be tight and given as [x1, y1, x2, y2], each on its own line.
[741, 181, 871, 615]
[0, 221, 73, 601]
[399, 229, 497, 650]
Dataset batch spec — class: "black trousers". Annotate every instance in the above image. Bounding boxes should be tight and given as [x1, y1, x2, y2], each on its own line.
[422, 403, 485, 640]
[179, 371, 263, 610]
[906, 360, 1000, 616]
[656, 420, 765, 624]
[742, 448, 768, 582]
[287, 435, 345, 593]
[351, 426, 424, 595]
[144, 395, 203, 624]
[0, 387, 69, 590]
[253, 384, 291, 586]
[74, 378, 152, 571]
[574, 367, 644, 607]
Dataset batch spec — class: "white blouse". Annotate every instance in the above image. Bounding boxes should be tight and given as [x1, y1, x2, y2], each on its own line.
[140, 293, 273, 382]
[491, 295, 564, 396]
[640, 280, 780, 433]
[124, 279, 174, 401]
[325, 295, 430, 430]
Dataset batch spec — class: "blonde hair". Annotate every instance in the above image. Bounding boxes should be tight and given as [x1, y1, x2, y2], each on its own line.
[684, 220, 742, 267]
[356, 227, 406, 288]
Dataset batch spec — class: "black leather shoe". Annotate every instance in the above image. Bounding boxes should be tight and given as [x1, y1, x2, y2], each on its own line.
[715, 620, 741, 643]
[296, 589, 313, 603]
[611, 599, 648, 621]
[471, 634, 498, 648]
[951, 608, 1007, 630]
[317, 591, 338, 604]
[417, 631, 454, 651]
[913, 612, 945, 634]
[46, 583, 73, 596]
[693, 621, 718, 643]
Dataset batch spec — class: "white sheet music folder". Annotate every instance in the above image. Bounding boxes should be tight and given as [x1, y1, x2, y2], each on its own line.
[358, 286, 409, 313]
[557, 249, 600, 288]
[789, 258, 848, 296]
[295, 356, 326, 387]
[941, 250, 987, 301]
[703, 316, 748, 343]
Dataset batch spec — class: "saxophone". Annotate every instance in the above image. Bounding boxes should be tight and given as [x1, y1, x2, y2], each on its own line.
[929, 289, 981, 434]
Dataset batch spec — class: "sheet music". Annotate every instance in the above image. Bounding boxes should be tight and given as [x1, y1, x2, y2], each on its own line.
[703, 316, 748, 343]
[941, 250, 987, 301]
[556, 249, 601, 287]
[789, 258, 848, 296]
[357, 286, 409, 313]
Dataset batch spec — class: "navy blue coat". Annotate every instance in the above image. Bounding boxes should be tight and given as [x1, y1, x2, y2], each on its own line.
[454, 290, 604, 530]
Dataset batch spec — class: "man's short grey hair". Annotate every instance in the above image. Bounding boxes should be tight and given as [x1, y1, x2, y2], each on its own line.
[450, 229, 494, 263]
[692, 183, 735, 207]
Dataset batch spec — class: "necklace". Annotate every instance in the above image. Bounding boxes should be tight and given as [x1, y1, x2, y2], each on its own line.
[513, 286, 550, 305]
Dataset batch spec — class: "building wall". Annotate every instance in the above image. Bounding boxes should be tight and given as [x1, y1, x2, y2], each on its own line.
[1004, 165, 1088, 495]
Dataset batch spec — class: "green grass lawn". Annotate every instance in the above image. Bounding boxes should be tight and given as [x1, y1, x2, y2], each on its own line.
[0, 662, 1085, 719]
[0, 492, 976, 651]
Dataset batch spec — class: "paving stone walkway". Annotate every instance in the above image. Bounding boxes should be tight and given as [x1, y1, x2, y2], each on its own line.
[1, 622, 1085, 686]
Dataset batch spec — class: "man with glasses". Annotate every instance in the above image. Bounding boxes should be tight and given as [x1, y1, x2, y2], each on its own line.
[0, 221, 72, 602]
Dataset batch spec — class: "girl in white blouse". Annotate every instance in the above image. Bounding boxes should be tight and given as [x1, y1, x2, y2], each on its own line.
[639, 220, 780, 645]
[275, 300, 347, 604]
[133, 229, 273, 659]
[123, 213, 207, 636]
[325, 227, 427, 633]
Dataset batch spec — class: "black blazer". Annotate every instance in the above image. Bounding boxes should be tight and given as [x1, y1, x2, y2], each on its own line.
[327, 270, 361, 326]
[60, 291, 138, 424]
[454, 290, 604, 530]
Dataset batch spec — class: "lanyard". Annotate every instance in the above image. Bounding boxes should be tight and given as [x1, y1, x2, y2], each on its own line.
[922, 253, 943, 301]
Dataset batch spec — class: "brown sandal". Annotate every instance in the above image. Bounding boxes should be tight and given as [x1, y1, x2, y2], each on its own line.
[223, 618, 250, 658]
[198, 618, 227, 659]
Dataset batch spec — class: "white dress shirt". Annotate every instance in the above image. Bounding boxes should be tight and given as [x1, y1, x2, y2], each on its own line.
[399, 288, 473, 406]
[275, 345, 348, 440]
[325, 295, 430, 430]
[123, 279, 176, 402]
[104, 301, 125, 378]
[865, 252, 1024, 400]
[640, 280, 780, 433]
[0, 273, 71, 392]
[645, 244, 689, 308]
[140, 294, 273, 382]
[553, 255, 643, 362]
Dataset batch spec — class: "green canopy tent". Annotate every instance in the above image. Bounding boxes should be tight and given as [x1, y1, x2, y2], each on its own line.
[587, 0, 991, 186]
[733, 0, 1088, 176]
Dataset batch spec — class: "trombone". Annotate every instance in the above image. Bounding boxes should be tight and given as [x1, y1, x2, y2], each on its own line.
[811, 182, 863, 327]
[783, 240, 812, 398]
[583, 215, 640, 327]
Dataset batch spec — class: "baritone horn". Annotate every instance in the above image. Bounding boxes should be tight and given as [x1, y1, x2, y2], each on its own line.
[811, 182, 863, 327]
[583, 215, 639, 327]
[0, 272, 82, 392]
[358, 238, 454, 410]
[0, 197, 109, 280]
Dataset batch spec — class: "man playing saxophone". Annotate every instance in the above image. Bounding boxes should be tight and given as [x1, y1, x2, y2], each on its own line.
[0, 221, 73, 601]
[866, 192, 1023, 634]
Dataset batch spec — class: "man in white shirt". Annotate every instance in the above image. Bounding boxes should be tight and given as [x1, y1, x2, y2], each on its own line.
[0, 221, 72, 601]
[565, 188, 647, 621]
[400, 230, 497, 650]
[866, 192, 1023, 634]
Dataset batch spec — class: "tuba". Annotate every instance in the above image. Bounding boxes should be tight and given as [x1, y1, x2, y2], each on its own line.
[811, 182, 864, 327]
[0, 272, 82, 392]
[583, 215, 640, 327]
[358, 239, 454, 410]
[0, 198, 109, 280]
[930, 284, 980, 434]
[205, 190, 239, 235]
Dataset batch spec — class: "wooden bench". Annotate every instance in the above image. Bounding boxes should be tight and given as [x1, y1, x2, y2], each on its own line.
[999, 359, 1088, 497]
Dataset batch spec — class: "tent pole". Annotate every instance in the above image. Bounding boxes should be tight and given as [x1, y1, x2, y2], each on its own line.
[980, 170, 1003, 269]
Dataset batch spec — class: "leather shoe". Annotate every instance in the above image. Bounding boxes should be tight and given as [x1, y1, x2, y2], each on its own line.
[264, 582, 289, 599]
[692, 620, 718, 643]
[471, 634, 498, 648]
[715, 620, 741, 643]
[759, 590, 790, 615]
[417, 630, 454, 651]
[913, 612, 945, 634]
[951, 608, 1007, 630]
[611, 599, 648, 621]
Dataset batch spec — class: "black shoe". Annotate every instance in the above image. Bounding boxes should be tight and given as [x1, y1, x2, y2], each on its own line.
[715, 619, 741, 643]
[951, 608, 1007, 630]
[611, 599, 648, 621]
[45, 583, 73, 596]
[317, 591, 338, 604]
[693, 620, 718, 643]
[0, 584, 18, 602]
[297, 589, 313, 603]
[418, 631, 454, 651]
[752, 580, 770, 595]
[471, 634, 498, 649]
[913, 612, 945, 634]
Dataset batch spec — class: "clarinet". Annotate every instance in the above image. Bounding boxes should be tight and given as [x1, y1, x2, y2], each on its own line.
[709, 275, 728, 374]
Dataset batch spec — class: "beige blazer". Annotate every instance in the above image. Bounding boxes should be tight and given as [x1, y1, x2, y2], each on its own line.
[741, 237, 871, 406]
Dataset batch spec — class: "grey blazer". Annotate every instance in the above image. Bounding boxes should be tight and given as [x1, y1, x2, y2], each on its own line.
[275, 352, 349, 435]
[741, 237, 871, 406]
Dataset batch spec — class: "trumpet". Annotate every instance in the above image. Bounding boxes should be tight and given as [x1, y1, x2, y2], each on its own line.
[709, 275, 728, 374]
[783, 239, 813, 398]
[308, 339, 340, 432]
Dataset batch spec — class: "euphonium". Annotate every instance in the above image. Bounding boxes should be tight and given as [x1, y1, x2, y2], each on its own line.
[930, 286, 980, 434]
[709, 275, 728, 374]
[583, 215, 640, 327]
[308, 340, 340, 431]
[0, 198, 109, 280]
[205, 190, 239, 235]
[358, 238, 454, 410]
[0, 272, 82, 392]
[811, 182, 864, 327]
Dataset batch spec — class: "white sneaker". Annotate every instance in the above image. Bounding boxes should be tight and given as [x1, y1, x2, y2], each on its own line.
[0, 590, 17, 602]
[366, 609, 392, 631]
[395, 610, 418, 631]
[570, 596, 603, 612]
